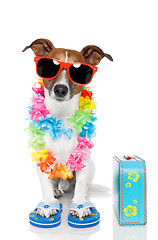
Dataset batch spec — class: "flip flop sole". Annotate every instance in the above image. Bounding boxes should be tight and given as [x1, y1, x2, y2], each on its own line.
[29, 203, 62, 228]
[68, 209, 100, 228]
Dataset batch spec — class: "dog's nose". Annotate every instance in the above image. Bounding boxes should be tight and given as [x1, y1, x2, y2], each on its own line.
[54, 84, 68, 98]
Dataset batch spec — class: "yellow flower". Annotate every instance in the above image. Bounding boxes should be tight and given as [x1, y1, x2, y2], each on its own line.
[125, 182, 131, 188]
[128, 171, 139, 182]
[79, 96, 95, 111]
[123, 205, 137, 217]
[34, 78, 43, 88]
[31, 149, 48, 162]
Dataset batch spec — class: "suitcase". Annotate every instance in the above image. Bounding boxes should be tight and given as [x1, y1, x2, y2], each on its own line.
[113, 155, 147, 225]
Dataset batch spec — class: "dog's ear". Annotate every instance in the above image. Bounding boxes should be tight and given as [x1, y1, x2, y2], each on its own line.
[81, 45, 113, 65]
[22, 38, 54, 56]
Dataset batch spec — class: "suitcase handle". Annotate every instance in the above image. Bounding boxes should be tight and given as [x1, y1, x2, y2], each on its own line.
[123, 155, 135, 160]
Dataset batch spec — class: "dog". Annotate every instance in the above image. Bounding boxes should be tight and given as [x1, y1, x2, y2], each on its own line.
[23, 38, 113, 218]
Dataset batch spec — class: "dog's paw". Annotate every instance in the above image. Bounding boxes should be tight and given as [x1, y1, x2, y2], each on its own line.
[36, 208, 57, 218]
[70, 208, 91, 218]
[54, 189, 63, 199]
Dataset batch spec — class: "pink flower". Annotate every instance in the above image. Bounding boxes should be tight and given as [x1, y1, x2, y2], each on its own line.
[77, 137, 94, 149]
[66, 155, 86, 172]
[31, 93, 46, 110]
[31, 93, 45, 103]
[32, 86, 44, 96]
[72, 148, 90, 160]
[29, 109, 50, 121]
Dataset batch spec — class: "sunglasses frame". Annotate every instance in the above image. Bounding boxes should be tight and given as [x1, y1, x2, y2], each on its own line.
[34, 56, 98, 86]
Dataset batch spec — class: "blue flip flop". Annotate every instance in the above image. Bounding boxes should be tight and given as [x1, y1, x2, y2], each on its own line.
[68, 201, 100, 228]
[29, 202, 62, 228]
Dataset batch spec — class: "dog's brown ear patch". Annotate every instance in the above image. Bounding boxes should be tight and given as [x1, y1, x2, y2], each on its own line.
[81, 45, 113, 65]
[22, 38, 54, 56]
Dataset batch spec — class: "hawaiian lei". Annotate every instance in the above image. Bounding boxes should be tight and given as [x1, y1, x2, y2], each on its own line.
[25, 79, 97, 180]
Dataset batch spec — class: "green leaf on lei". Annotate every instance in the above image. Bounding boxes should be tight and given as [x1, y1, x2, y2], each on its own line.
[28, 135, 45, 151]
[83, 86, 91, 91]
[25, 124, 44, 137]
[67, 118, 83, 133]
[67, 109, 92, 133]
[25, 124, 45, 151]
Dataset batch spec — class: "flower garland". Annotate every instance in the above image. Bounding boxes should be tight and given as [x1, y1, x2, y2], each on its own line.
[25, 79, 97, 180]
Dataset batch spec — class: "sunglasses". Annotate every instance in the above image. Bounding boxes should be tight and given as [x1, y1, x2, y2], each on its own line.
[34, 56, 98, 85]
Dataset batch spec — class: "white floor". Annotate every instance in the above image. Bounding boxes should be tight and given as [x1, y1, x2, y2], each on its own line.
[29, 191, 102, 240]
[19, 190, 148, 240]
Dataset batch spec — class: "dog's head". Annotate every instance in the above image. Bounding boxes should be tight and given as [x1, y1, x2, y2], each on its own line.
[23, 38, 113, 101]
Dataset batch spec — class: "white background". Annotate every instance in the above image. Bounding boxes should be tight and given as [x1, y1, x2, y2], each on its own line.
[0, 0, 158, 239]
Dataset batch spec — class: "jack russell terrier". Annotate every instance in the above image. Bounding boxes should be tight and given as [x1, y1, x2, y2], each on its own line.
[23, 38, 113, 222]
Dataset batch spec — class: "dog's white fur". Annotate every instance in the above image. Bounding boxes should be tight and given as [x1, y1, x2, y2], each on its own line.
[36, 52, 95, 218]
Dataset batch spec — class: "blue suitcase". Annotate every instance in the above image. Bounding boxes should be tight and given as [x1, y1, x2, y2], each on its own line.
[113, 155, 147, 225]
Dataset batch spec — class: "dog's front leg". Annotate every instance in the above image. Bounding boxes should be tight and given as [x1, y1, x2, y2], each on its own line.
[71, 158, 95, 217]
[52, 178, 63, 199]
[36, 166, 58, 217]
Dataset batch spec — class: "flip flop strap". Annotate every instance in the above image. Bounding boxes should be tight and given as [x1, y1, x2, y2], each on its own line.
[69, 201, 96, 218]
[36, 201, 60, 218]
